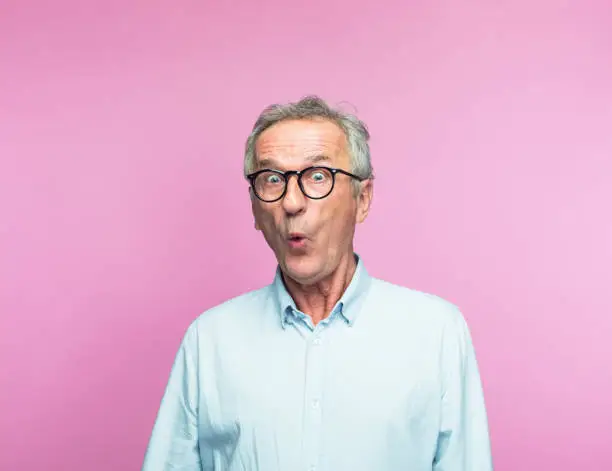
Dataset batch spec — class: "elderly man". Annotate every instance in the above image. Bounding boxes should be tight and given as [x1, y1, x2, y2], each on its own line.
[142, 96, 493, 470]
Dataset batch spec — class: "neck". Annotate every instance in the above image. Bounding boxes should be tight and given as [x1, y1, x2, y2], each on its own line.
[282, 252, 357, 325]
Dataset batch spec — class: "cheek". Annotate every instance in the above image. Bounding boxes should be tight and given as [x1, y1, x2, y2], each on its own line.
[321, 203, 355, 241]
[255, 207, 281, 234]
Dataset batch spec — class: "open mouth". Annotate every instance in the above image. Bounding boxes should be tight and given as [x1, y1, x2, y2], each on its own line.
[287, 233, 307, 248]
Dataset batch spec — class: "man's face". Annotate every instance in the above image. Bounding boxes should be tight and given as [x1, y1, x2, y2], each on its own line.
[250, 118, 372, 285]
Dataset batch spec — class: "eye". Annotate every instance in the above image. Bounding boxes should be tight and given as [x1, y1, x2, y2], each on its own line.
[311, 172, 325, 182]
[306, 169, 332, 185]
[265, 174, 282, 184]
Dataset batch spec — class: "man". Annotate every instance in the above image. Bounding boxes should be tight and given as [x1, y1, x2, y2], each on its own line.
[142, 96, 493, 470]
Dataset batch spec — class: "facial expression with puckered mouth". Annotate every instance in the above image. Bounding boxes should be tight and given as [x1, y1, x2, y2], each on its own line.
[250, 118, 373, 286]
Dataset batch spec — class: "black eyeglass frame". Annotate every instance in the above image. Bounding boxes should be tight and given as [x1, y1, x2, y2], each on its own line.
[246, 165, 367, 203]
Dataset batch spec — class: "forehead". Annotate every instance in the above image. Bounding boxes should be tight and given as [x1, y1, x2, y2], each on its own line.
[254, 119, 349, 169]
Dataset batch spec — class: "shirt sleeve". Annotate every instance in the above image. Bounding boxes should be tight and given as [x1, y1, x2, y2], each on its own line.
[141, 321, 202, 471]
[433, 308, 494, 471]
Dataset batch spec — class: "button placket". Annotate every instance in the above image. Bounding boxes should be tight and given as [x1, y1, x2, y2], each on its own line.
[301, 327, 326, 470]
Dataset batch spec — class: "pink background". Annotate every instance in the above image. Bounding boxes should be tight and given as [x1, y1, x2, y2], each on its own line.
[1, 1, 611, 469]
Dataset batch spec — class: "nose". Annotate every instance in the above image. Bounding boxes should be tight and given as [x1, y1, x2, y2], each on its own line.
[281, 174, 306, 215]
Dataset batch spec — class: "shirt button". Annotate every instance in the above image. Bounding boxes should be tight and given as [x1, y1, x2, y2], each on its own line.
[312, 399, 320, 409]
[313, 337, 321, 346]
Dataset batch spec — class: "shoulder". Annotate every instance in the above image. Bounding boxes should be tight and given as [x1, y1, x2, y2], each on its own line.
[189, 284, 271, 330]
[368, 277, 477, 361]
[175, 283, 277, 348]
[368, 276, 468, 332]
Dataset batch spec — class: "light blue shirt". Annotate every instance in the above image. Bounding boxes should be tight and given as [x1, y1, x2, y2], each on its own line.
[142, 255, 493, 470]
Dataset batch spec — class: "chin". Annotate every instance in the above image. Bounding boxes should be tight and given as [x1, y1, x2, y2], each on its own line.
[280, 253, 326, 285]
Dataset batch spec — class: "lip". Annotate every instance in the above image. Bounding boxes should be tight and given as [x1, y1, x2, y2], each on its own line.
[286, 232, 308, 250]
[287, 232, 308, 241]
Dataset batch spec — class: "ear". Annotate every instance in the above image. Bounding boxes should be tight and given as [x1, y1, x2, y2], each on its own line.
[355, 179, 373, 224]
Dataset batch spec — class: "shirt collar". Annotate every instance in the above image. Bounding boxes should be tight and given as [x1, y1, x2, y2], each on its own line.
[271, 253, 373, 328]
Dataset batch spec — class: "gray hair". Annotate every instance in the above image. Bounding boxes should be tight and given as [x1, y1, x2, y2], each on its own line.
[243, 95, 374, 193]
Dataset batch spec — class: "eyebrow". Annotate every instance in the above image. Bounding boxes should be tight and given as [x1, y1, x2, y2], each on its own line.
[256, 154, 331, 170]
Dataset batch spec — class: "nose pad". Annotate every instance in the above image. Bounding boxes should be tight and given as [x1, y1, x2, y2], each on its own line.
[280, 177, 306, 214]
[285, 174, 301, 195]
[281, 174, 305, 204]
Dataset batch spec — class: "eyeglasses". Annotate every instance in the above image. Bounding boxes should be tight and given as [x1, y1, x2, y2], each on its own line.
[247, 166, 366, 203]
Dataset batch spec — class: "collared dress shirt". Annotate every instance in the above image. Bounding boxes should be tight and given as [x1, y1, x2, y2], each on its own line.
[142, 255, 493, 470]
